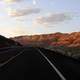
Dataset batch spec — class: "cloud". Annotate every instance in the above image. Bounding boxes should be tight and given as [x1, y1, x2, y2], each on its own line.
[34, 13, 71, 26]
[7, 7, 40, 17]
[4, 0, 37, 4]
[3, 0, 21, 3]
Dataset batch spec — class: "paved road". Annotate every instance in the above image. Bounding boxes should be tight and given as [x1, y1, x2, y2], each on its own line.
[0, 46, 80, 80]
[38, 48, 80, 80]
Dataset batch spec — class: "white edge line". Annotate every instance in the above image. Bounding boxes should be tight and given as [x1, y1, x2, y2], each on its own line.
[37, 48, 66, 80]
[0, 49, 25, 67]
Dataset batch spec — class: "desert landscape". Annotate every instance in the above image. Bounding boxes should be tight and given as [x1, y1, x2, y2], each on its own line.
[11, 32, 80, 59]
[0, 0, 80, 79]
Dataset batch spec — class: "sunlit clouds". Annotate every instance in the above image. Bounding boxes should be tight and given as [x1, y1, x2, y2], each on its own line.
[34, 13, 71, 27]
[2, 0, 40, 17]
[7, 7, 40, 17]
[4, 0, 37, 4]
[4, 0, 15, 3]
[3, 0, 21, 4]
[0, 0, 80, 37]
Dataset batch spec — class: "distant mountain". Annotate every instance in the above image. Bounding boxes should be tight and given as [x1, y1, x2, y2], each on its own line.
[0, 35, 21, 48]
[12, 32, 80, 47]
[11, 32, 80, 59]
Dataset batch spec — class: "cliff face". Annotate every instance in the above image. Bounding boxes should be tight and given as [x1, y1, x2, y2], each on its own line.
[12, 32, 80, 47]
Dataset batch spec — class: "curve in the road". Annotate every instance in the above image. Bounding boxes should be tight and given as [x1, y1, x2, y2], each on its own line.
[0, 47, 80, 80]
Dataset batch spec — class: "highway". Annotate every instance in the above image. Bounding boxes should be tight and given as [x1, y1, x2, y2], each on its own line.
[0, 46, 80, 80]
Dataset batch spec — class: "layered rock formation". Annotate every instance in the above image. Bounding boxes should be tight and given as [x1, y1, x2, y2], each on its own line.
[12, 32, 80, 47]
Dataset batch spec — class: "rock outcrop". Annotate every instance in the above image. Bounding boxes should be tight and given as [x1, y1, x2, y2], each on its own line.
[12, 32, 80, 47]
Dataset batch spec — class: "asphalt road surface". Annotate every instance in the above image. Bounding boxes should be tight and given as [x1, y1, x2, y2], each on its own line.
[0, 46, 80, 80]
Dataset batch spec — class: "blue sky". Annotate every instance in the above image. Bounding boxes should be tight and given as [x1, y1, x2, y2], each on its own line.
[0, 0, 80, 37]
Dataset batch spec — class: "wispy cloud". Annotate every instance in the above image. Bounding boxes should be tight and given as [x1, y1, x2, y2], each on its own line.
[34, 13, 71, 27]
[3, 0, 21, 3]
[3, 0, 37, 4]
[7, 7, 40, 17]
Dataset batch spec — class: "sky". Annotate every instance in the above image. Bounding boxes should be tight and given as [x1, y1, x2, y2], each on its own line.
[0, 0, 80, 37]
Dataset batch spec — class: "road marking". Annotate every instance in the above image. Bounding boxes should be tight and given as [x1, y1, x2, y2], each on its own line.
[37, 48, 66, 80]
[0, 49, 25, 67]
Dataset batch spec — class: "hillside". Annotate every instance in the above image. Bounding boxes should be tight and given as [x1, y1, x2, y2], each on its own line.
[12, 32, 80, 58]
[0, 35, 21, 48]
[12, 32, 80, 47]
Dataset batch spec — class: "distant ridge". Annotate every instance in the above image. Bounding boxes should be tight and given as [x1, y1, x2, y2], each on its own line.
[12, 32, 80, 47]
